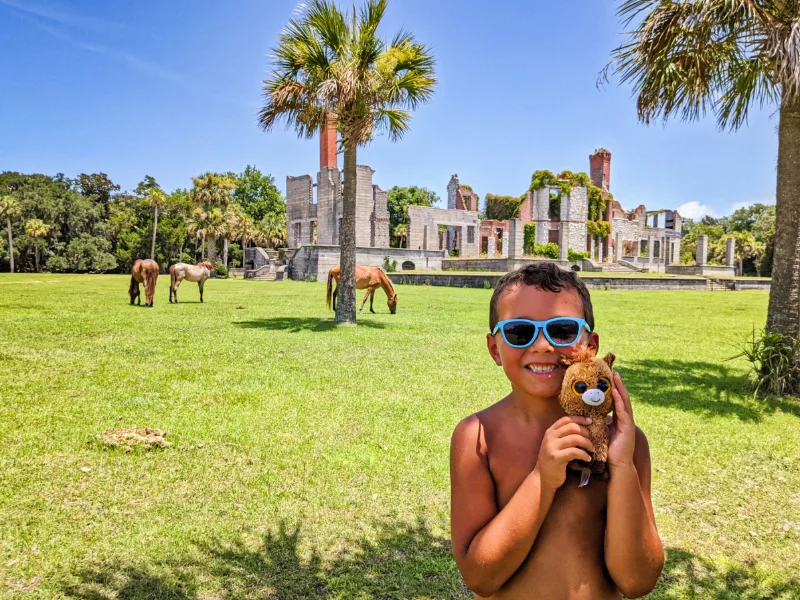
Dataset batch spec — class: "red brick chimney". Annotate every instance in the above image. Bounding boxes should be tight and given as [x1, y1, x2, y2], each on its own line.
[320, 115, 338, 170]
[589, 148, 611, 192]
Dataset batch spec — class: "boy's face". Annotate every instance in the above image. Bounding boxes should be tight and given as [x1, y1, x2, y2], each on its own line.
[487, 284, 599, 401]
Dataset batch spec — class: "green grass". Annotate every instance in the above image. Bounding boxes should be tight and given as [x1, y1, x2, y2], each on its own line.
[1, 275, 797, 599]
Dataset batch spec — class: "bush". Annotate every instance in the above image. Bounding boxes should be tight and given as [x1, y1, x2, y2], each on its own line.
[533, 243, 559, 260]
[45, 255, 69, 273]
[383, 256, 398, 272]
[449, 248, 460, 258]
[734, 329, 800, 397]
[213, 262, 228, 278]
[523, 222, 536, 254]
[568, 249, 589, 262]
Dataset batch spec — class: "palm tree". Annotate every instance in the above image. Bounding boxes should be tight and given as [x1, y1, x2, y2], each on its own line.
[24, 219, 50, 272]
[606, 1, 800, 342]
[232, 212, 257, 271]
[146, 189, 166, 261]
[258, 213, 287, 249]
[190, 173, 236, 263]
[0, 196, 22, 273]
[258, 0, 436, 324]
[394, 223, 408, 248]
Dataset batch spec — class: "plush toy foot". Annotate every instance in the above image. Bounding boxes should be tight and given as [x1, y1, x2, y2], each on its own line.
[579, 468, 592, 487]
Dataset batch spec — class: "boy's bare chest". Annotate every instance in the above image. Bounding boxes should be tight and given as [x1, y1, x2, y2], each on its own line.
[487, 429, 608, 513]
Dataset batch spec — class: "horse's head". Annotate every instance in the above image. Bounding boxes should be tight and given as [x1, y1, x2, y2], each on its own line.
[198, 261, 214, 271]
[388, 294, 398, 314]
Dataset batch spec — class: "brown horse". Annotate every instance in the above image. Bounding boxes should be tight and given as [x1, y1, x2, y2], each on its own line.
[169, 261, 214, 303]
[129, 259, 160, 307]
[326, 265, 398, 314]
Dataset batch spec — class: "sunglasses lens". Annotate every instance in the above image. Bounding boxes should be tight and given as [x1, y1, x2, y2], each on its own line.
[546, 319, 581, 345]
[502, 321, 537, 347]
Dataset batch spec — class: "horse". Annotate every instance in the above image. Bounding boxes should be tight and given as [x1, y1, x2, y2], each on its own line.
[129, 259, 160, 307]
[326, 265, 398, 314]
[169, 261, 214, 304]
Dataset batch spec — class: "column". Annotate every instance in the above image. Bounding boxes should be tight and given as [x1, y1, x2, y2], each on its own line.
[697, 235, 709, 266]
[589, 237, 595, 261]
[647, 235, 655, 264]
[559, 224, 569, 261]
[598, 240, 604, 263]
[614, 233, 622, 262]
[725, 237, 736, 267]
[507, 219, 524, 259]
[487, 236, 496, 257]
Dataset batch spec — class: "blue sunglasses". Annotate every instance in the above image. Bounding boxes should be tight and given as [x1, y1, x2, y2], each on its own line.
[492, 317, 591, 348]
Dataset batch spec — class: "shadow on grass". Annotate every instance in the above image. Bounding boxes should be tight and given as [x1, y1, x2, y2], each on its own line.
[618, 358, 800, 422]
[61, 519, 467, 599]
[234, 317, 386, 332]
[650, 548, 800, 599]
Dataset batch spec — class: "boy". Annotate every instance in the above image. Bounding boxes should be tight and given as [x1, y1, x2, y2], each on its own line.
[450, 263, 663, 599]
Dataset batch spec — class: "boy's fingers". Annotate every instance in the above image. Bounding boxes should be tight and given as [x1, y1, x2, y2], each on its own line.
[558, 434, 595, 454]
[563, 448, 593, 464]
[613, 372, 634, 419]
[553, 415, 593, 430]
[555, 422, 591, 438]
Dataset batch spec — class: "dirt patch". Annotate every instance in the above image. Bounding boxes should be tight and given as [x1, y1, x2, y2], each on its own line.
[97, 428, 172, 451]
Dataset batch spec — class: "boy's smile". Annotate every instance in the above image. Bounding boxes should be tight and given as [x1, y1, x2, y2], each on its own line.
[487, 284, 599, 402]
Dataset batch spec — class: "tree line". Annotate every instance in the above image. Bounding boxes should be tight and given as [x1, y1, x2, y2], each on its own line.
[0, 166, 286, 274]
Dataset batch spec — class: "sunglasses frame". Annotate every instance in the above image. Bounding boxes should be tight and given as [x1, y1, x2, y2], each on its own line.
[491, 317, 591, 348]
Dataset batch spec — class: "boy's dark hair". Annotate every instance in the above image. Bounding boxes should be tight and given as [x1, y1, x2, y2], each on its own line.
[489, 262, 594, 331]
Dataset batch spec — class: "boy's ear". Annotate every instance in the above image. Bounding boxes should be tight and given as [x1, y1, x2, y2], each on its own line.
[486, 333, 503, 367]
[602, 352, 616, 369]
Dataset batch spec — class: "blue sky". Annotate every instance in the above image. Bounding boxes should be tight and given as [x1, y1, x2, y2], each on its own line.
[0, 0, 778, 219]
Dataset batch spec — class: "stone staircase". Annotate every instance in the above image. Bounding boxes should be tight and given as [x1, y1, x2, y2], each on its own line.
[706, 278, 732, 291]
[244, 247, 286, 281]
[600, 262, 644, 274]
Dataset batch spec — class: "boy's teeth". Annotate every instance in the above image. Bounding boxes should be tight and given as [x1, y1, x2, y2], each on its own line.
[526, 364, 556, 373]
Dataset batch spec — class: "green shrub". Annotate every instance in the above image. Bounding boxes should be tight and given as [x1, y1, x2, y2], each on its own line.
[383, 256, 398, 272]
[533, 243, 559, 260]
[213, 262, 229, 278]
[568, 249, 589, 262]
[483, 280, 492, 290]
[734, 329, 800, 397]
[523, 222, 536, 254]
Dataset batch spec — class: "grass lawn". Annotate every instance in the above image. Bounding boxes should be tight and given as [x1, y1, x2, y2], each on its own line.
[1, 274, 798, 599]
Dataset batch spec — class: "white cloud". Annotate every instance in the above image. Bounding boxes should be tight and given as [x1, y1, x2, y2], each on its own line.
[677, 201, 719, 220]
[0, 0, 122, 32]
[729, 196, 776, 214]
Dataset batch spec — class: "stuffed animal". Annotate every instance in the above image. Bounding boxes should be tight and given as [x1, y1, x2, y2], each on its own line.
[559, 346, 616, 486]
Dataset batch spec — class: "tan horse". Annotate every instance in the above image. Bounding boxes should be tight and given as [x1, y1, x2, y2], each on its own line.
[326, 265, 398, 314]
[169, 261, 214, 303]
[129, 259, 159, 307]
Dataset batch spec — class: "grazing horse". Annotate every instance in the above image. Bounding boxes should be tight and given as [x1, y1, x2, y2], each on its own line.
[326, 265, 398, 314]
[129, 259, 159, 307]
[169, 261, 214, 304]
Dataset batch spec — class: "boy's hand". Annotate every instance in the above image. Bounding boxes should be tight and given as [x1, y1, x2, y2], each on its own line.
[608, 372, 636, 469]
[535, 416, 594, 490]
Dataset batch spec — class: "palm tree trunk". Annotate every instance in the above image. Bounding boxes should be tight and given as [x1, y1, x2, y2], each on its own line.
[151, 205, 159, 260]
[6, 217, 13, 273]
[35, 245, 39, 273]
[223, 238, 229, 269]
[766, 94, 800, 340]
[336, 144, 358, 325]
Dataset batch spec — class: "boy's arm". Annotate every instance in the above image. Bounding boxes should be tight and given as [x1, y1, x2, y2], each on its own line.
[451, 413, 594, 597]
[604, 374, 664, 598]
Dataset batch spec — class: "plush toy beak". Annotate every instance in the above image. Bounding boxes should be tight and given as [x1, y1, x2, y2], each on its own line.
[582, 388, 606, 406]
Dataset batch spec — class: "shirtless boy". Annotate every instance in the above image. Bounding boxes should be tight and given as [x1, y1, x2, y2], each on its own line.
[450, 263, 663, 599]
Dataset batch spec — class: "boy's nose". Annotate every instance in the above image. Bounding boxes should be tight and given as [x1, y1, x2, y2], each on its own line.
[528, 328, 553, 352]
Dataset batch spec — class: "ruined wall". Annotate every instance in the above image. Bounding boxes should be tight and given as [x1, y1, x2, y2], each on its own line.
[286, 175, 315, 248]
[533, 188, 551, 245]
[447, 175, 459, 210]
[371, 185, 390, 248]
[316, 167, 341, 245]
[407, 206, 481, 257]
[559, 187, 588, 252]
[354, 165, 375, 248]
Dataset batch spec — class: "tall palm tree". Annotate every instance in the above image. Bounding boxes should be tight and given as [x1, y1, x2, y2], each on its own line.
[258, 0, 436, 324]
[606, 1, 800, 341]
[146, 189, 166, 261]
[258, 213, 287, 249]
[190, 173, 236, 264]
[0, 196, 22, 273]
[24, 218, 50, 273]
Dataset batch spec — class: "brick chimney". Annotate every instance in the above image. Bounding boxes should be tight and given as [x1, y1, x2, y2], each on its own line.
[589, 148, 611, 192]
[320, 115, 338, 170]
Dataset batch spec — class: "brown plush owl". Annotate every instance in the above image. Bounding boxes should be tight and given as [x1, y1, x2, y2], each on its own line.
[559, 346, 616, 486]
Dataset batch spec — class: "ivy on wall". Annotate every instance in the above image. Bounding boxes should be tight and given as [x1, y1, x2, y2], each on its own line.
[530, 169, 612, 235]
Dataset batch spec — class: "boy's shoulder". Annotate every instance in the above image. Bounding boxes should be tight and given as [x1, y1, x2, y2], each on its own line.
[450, 397, 513, 456]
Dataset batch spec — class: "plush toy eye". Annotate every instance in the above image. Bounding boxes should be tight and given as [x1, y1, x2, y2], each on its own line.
[596, 378, 611, 393]
[572, 381, 588, 395]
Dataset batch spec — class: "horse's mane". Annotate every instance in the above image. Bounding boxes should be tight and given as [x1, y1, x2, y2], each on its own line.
[379, 268, 396, 297]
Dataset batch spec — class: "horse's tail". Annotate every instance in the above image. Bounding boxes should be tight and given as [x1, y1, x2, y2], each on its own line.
[326, 268, 334, 309]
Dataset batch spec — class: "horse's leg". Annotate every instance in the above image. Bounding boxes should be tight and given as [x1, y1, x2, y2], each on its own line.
[370, 289, 376, 314]
[359, 289, 371, 313]
[199, 280, 204, 303]
[173, 280, 179, 304]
